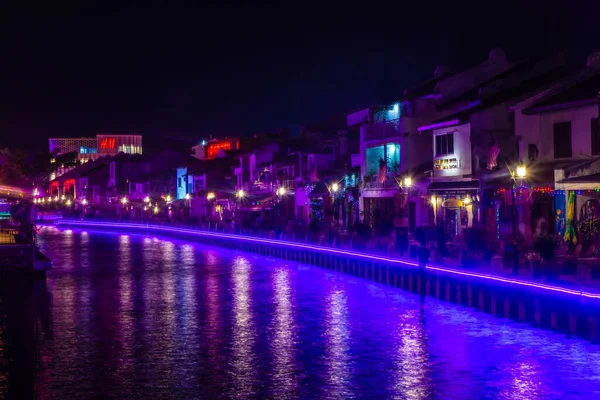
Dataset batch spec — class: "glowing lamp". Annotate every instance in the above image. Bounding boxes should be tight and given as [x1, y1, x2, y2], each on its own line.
[463, 195, 471, 205]
[185, 193, 191, 200]
[165, 195, 172, 202]
[54, 196, 58, 202]
[403, 177, 412, 187]
[277, 187, 286, 196]
[331, 183, 339, 193]
[207, 192, 216, 200]
[144, 196, 150, 203]
[237, 190, 245, 199]
[121, 197, 128, 204]
[82, 199, 88, 205]
[66, 199, 72, 206]
[516, 165, 527, 179]
[431, 196, 437, 206]
[153, 206, 159, 214]
[61, 195, 65, 200]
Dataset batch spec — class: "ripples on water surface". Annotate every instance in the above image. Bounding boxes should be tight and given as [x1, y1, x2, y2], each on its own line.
[1, 226, 599, 399]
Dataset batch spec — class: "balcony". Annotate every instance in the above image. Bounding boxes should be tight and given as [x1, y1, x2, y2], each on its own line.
[362, 121, 400, 143]
[361, 177, 399, 190]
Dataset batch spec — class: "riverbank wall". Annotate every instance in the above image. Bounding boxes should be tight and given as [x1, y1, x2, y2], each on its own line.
[55, 220, 600, 343]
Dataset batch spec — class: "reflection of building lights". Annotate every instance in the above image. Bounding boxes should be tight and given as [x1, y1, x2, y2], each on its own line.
[215, 205, 222, 213]
[121, 197, 128, 204]
[153, 206, 159, 214]
[431, 196, 437, 205]
[277, 187, 286, 196]
[331, 183, 339, 193]
[403, 177, 412, 187]
[463, 195, 471, 205]
[237, 189, 245, 198]
[82, 199, 88, 205]
[61, 195, 65, 200]
[143, 206, 148, 211]
[66, 199, 72, 206]
[165, 195, 172, 202]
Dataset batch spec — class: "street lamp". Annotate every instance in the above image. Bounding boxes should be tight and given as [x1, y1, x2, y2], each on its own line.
[82, 198, 87, 205]
[510, 163, 527, 275]
[121, 197, 128, 205]
[144, 196, 150, 203]
[277, 187, 286, 196]
[235, 189, 245, 233]
[331, 183, 339, 193]
[185, 193, 191, 200]
[165, 194, 172, 202]
[207, 192, 216, 200]
[403, 176, 412, 188]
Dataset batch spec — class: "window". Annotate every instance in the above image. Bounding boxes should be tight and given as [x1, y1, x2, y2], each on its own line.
[592, 118, 600, 156]
[528, 144, 539, 162]
[435, 133, 454, 157]
[553, 121, 572, 158]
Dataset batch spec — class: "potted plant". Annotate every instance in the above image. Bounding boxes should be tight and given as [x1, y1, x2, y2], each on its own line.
[533, 233, 560, 280]
[414, 226, 430, 265]
[462, 226, 486, 267]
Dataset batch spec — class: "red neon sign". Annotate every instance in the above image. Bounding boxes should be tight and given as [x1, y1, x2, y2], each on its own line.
[207, 141, 232, 158]
[100, 138, 116, 150]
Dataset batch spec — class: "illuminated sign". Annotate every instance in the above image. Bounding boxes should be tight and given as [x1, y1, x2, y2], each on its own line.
[207, 141, 233, 158]
[100, 138, 116, 150]
[434, 158, 458, 170]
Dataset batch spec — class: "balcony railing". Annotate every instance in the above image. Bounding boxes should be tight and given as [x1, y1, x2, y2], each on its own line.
[361, 177, 399, 190]
[363, 121, 400, 142]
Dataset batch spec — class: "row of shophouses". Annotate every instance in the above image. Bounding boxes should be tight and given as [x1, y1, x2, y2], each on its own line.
[47, 49, 600, 247]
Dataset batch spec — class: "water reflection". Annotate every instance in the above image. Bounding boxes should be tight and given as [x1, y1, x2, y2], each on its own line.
[270, 268, 297, 399]
[2, 228, 598, 399]
[0, 280, 51, 399]
[229, 256, 257, 398]
[390, 307, 431, 399]
[323, 289, 353, 399]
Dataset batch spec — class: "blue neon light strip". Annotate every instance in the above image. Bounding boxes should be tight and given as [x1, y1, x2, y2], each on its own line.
[54, 220, 600, 300]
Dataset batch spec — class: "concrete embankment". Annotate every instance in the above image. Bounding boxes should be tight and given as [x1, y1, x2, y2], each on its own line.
[55, 220, 600, 342]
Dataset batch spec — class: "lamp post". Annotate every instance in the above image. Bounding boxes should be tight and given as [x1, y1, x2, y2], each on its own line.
[511, 163, 527, 275]
[236, 189, 245, 233]
[276, 187, 286, 238]
[328, 183, 339, 246]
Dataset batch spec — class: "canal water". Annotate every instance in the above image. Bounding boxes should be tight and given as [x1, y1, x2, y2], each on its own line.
[1, 226, 600, 399]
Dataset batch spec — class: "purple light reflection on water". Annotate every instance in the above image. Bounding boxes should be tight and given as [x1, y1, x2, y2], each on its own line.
[19, 227, 600, 398]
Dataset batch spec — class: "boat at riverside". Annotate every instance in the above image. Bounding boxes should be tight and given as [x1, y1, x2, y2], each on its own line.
[0, 185, 51, 276]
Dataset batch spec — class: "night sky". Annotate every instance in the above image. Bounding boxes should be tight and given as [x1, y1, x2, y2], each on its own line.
[2, 0, 599, 151]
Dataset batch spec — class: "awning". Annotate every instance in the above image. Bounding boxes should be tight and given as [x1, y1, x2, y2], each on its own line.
[428, 180, 480, 194]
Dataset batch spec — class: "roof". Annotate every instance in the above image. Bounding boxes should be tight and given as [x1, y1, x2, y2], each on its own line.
[428, 180, 480, 193]
[402, 69, 454, 100]
[431, 62, 576, 124]
[51, 155, 112, 182]
[558, 173, 600, 184]
[522, 71, 600, 113]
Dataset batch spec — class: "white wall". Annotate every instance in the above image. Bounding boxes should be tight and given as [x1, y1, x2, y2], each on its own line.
[516, 104, 599, 162]
[432, 123, 472, 178]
